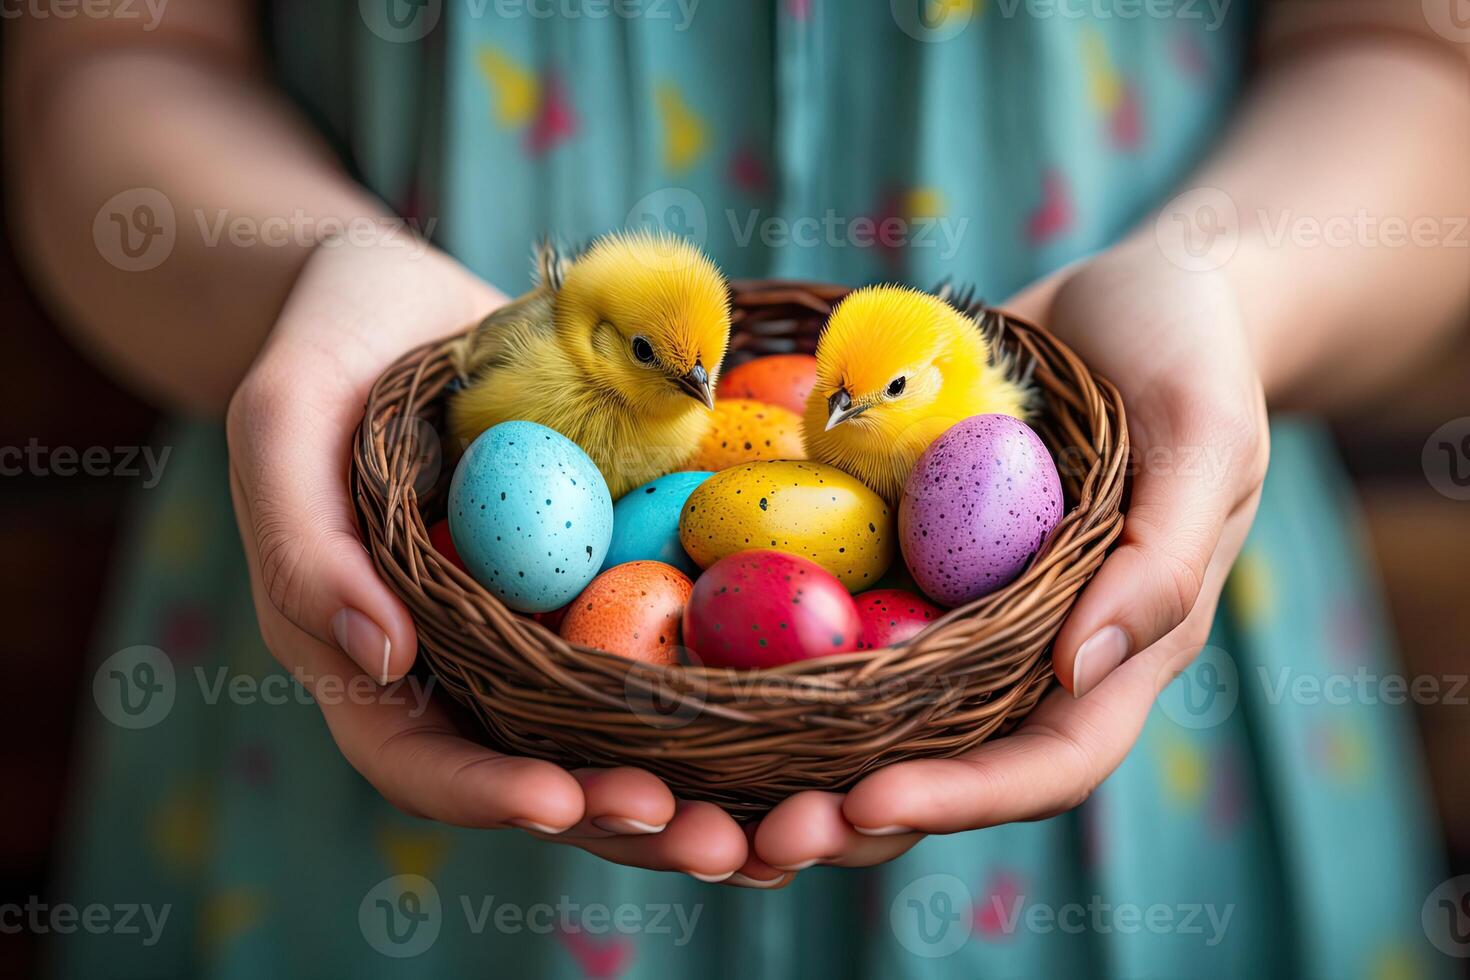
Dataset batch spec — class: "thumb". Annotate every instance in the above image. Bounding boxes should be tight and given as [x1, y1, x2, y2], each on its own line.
[227, 376, 419, 683]
[1049, 389, 1270, 697]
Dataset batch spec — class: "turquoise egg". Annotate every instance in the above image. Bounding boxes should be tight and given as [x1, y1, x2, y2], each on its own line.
[602, 471, 712, 577]
[448, 421, 613, 613]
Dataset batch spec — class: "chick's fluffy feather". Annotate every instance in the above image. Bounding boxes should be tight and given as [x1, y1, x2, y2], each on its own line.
[802, 285, 1031, 504]
[449, 231, 730, 498]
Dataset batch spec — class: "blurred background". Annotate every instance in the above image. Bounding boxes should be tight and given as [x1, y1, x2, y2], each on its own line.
[2, 26, 1469, 980]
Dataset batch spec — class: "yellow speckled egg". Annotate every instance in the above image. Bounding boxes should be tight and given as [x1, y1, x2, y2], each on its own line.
[684, 399, 805, 471]
[678, 461, 895, 591]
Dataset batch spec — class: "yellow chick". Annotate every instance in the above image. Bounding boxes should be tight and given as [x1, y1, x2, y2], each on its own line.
[448, 231, 731, 498]
[801, 284, 1032, 504]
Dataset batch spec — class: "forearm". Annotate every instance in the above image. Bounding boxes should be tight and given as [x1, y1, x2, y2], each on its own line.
[1127, 30, 1469, 411]
[4, 11, 453, 414]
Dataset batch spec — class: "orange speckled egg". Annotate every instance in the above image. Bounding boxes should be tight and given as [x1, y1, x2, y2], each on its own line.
[719, 355, 819, 415]
[685, 399, 805, 471]
[559, 560, 693, 664]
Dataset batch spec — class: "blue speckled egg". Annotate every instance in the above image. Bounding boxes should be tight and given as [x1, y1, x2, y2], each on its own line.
[898, 414, 1063, 607]
[448, 421, 613, 613]
[602, 471, 712, 577]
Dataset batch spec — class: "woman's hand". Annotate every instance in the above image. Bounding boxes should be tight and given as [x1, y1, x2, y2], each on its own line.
[226, 238, 773, 884]
[752, 239, 1271, 870]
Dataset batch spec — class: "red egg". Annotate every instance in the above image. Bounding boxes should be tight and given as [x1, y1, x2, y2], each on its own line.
[719, 354, 819, 415]
[560, 561, 692, 665]
[428, 518, 468, 574]
[854, 589, 945, 650]
[531, 604, 569, 632]
[682, 550, 861, 669]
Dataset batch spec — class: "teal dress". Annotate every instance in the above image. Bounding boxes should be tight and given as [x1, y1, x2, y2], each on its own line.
[53, 4, 1453, 977]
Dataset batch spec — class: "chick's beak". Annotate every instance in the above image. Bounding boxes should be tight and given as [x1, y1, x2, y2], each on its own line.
[825, 389, 868, 431]
[675, 362, 715, 410]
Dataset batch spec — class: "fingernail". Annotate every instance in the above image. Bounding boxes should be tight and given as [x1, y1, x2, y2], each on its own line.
[729, 872, 791, 889]
[688, 870, 735, 883]
[1073, 626, 1130, 698]
[331, 608, 391, 685]
[771, 859, 819, 872]
[852, 824, 914, 837]
[511, 819, 573, 835]
[592, 817, 667, 835]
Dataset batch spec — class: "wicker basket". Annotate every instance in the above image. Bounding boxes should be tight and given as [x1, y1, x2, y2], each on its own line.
[351, 279, 1127, 818]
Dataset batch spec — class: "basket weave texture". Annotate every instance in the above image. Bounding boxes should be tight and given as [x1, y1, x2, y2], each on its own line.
[352, 279, 1128, 817]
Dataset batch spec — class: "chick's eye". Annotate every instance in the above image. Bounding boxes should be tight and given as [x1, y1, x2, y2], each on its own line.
[632, 336, 655, 364]
[886, 376, 906, 397]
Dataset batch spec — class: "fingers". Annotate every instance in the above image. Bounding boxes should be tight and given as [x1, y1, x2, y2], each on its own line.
[357, 726, 586, 832]
[275, 630, 586, 831]
[754, 792, 922, 871]
[227, 380, 418, 684]
[728, 824, 796, 889]
[559, 767, 677, 838]
[841, 657, 1162, 835]
[546, 801, 750, 882]
[841, 513, 1251, 836]
[1051, 407, 1265, 697]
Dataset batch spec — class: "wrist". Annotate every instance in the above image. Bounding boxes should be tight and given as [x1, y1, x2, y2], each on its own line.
[1103, 229, 1286, 400]
[276, 237, 505, 350]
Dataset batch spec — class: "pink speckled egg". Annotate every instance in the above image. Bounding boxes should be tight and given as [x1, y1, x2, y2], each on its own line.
[682, 550, 861, 669]
[898, 414, 1063, 606]
[854, 589, 945, 650]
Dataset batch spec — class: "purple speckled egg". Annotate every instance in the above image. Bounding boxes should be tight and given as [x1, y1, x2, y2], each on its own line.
[899, 414, 1063, 606]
